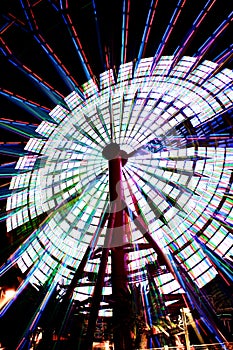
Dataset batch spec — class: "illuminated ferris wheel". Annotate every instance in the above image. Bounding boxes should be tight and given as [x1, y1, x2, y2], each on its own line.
[0, 0, 233, 349]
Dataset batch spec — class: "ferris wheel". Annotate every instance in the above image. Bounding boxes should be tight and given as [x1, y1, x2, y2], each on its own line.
[0, 0, 233, 349]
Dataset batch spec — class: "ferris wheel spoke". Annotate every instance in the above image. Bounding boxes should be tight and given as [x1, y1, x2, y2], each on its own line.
[51, 0, 95, 82]
[151, 0, 187, 71]
[120, 0, 130, 65]
[136, 0, 158, 66]
[82, 113, 109, 145]
[120, 90, 140, 143]
[95, 106, 112, 142]
[73, 122, 106, 148]
[1, 37, 65, 104]
[42, 169, 108, 212]
[20, 0, 84, 97]
[123, 89, 155, 144]
[91, 0, 106, 71]
[172, 0, 218, 66]
[127, 154, 197, 185]
[0, 88, 52, 121]
[124, 165, 192, 223]
[214, 44, 233, 66]
[194, 11, 233, 60]
[125, 118, 185, 158]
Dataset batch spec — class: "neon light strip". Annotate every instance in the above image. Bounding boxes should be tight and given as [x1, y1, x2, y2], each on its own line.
[137, 0, 158, 66]
[214, 44, 233, 66]
[48, 0, 96, 82]
[151, 0, 187, 70]
[0, 88, 52, 121]
[0, 120, 39, 138]
[194, 11, 233, 58]
[121, 0, 130, 65]
[20, 0, 84, 98]
[0, 37, 64, 104]
[66, 11, 95, 81]
[0, 18, 14, 34]
[1, 10, 27, 31]
[173, 0, 217, 65]
[92, 0, 106, 70]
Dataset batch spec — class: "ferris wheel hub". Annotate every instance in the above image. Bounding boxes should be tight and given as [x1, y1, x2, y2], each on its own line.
[102, 142, 128, 166]
[102, 142, 120, 160]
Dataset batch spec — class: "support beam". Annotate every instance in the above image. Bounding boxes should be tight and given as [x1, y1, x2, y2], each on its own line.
[55, 246, 92, 345]
[84, 212, 110, 350]
[107, 147, 132, 350]
[85, 248, 110, 350]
